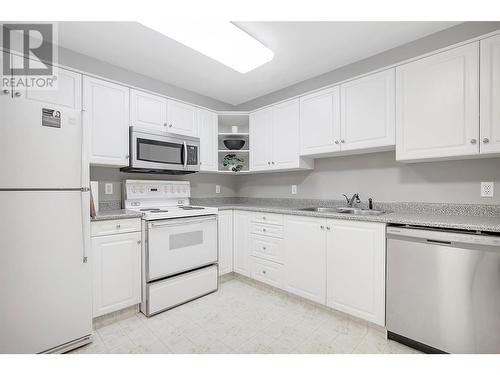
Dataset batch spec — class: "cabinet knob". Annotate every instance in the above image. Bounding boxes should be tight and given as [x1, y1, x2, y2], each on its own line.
[163, 123, 167, 127]
[340, 139, 345, 143]
[137, 240, 141, 245]
[326, 226, 331, 230]
[262, 246, 266, 250]
[268, 161, 271, 165]
[334, 140, 339, 145]
[262, 216, 266, 220]
[116, 224, 121, 229]
[470, 139, 477, 144]
[483, 138, 490, 144]
[271, 161, 275, 165]
[14, 91, 21, 97]
[125, 154, 130, 159]
[320, 225, 324, 230]
[169, 124, 173, 128]
[2, 89, 9, 95]
[262, 270, 267, 275]
[262, 228, 267, 232]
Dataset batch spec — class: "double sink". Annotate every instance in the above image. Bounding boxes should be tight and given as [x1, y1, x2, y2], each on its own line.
[298, 207, 385, 216]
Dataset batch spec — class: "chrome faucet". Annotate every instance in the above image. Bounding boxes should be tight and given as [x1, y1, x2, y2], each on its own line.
[342, 193, 361, 207]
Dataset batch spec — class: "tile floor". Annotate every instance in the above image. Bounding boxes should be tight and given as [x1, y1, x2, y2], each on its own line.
[72, 274, 420, 354]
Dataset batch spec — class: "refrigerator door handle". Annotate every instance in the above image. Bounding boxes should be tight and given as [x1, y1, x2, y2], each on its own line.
[81, 191, 90, 263]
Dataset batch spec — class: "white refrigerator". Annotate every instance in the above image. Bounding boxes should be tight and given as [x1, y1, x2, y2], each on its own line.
[0, 89, 92, 353]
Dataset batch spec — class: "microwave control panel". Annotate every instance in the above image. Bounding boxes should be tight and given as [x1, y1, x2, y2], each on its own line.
[186, 145, 198, 165]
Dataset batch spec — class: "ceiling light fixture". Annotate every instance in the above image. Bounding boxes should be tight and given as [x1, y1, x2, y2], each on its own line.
[140, 21, 274, 74]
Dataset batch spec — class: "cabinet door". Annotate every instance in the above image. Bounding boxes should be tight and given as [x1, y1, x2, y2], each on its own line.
[218, 211, 233, 275]
[166, 99, 197, 136]
[130, 89, 167, 131]
[197, 108, 218, 171]
[340, 69, 395, 151]
[91, 232, 141, 318]
[24, 66, 82, 110]
[284, 215, 327, 304]
[299, 87, 341, 156]
[326, 220, 385, 326]
[233, 211, 250, 277]
[480, 34, 500, 154]
[396, 43, 479, 161]
[250, 107, 273, 171]
[272, 99, 301, 169]
[84, 76, 130, 166]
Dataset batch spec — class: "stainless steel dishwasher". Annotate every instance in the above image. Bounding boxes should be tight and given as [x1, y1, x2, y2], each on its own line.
[386, 225, 500, 354]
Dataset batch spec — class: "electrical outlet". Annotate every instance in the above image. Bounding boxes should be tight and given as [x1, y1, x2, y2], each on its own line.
[481, 182, 494, 197]
[216, 185, 221, 194]
[291, 185, 297, 195]
[104, 183, 113, 195]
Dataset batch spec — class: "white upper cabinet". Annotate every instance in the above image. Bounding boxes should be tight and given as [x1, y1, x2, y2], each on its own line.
[251, 99, 313, 172]
[480, 34, 500, 154]
[284, 215, 327, 304]
[300, 86, 341, 156]
[340, 69, 395, 151]
[197, 108, 218, 171]
[396, 43, 480, 161]
[130, 90, 197, 137]
[167, 99, 197, 137]
[84, 76, 130, 166]
[250, 107, 273, 171]
[23, 66, 82, 111]
[272, 99, 308, 169]
[326, 220, 386, 326]
[130, 89, 167, 131]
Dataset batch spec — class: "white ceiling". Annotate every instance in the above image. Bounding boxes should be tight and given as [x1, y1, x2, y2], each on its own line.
[58, 21, 460, 105]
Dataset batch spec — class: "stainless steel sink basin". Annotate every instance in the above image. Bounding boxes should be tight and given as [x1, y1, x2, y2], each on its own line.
[298, 207, 385, 216]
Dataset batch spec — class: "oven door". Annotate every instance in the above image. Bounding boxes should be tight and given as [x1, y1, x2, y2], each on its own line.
[146, 215, 218, 281]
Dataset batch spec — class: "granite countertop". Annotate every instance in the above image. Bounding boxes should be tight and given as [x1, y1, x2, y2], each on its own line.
[91, 209, 143, 222]
[209, 203, 500, 233]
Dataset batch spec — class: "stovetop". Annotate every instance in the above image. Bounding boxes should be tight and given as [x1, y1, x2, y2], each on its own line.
[126, 205, 218, 220]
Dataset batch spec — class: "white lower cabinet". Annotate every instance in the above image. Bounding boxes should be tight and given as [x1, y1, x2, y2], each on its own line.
[283, 215, 327, 304]
[91, 220, 142, 318]
[326, 220, 386, 326]
[218, 211, 233, 275]
[250, 257, 283, 288]
[233, 211, 251, 277]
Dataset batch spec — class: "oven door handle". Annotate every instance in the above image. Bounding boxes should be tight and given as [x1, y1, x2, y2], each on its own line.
[183, 141, 187, 169]
[149, 215, 216, 229]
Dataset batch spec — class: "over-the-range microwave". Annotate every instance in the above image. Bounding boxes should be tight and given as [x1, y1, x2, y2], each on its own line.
[121, 127, 200, 174]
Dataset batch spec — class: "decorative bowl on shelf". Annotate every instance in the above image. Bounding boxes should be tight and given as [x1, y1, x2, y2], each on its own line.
[223, 139, 246, 150]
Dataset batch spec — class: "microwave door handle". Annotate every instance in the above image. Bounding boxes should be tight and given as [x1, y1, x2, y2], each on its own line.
[183, 141, 187, 169]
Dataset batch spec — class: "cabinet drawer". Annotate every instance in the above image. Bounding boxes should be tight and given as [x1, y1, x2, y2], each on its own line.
[250, 235, 284, 264]
[251, 257, 283, 288]
[251, 212, 284, 225]
[250, 222, 284, 238]
[91, 218, 141, 237]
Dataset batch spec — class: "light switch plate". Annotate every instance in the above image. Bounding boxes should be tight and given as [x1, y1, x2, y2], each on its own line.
[104, 183, 113, 195]
[216, 185, 221, 194]
[481, 182, 494, 197]
[291, 185, 297, 195]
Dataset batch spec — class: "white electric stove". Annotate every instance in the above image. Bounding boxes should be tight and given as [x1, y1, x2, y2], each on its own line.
[123, 180, 219, 317]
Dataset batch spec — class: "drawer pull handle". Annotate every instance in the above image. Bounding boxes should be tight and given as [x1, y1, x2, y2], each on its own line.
[262, 246, 266, 250]
[262, 270, 267, 275]
[320, 225, 324, 230]
[263, 216, 266, 220]
[262, 228, 266, 232]
[116, 224, 121, 229]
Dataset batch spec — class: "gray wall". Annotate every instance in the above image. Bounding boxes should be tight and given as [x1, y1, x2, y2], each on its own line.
[90, 167, 237, 203]
[235, 22, 500, 111]
[234, 152, 500, 205]
[58, 46, 235, 111]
